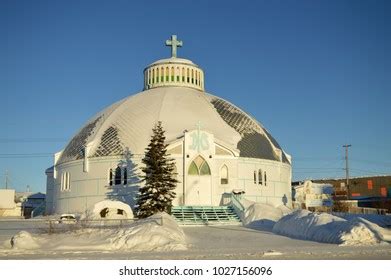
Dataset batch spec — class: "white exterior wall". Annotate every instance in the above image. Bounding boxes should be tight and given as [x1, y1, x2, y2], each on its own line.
[0, 189, 21, 217]
[45, 170, 54, 215]
[0, 189, 15, 209]
[49, 130, 292, 215]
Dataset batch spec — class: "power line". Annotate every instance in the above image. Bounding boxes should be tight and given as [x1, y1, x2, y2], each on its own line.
[0, 153, 53, 158]
[0, 138, 67, 143]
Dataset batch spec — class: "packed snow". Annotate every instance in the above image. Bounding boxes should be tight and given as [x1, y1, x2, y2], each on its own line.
[81, 200, 134, 220]
[239, 200, 391, 246]
[242, 201, 291, 230]
[273, 210, 391, 246]
[333, 212, 391, 228]
[8, 212, 186, 252]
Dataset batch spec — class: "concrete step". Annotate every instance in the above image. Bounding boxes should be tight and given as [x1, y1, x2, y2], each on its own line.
[172, 206, 241, 225]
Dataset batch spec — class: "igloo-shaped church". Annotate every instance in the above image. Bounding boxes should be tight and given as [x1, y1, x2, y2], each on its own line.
[45, 35, 292, 218]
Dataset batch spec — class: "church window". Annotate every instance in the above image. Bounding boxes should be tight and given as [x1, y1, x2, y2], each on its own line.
[156, 68, 159, 84]
[152, 69, 155, 83]
[191, 69, 194, 84]
[258, 169, 263, 185]
[182, 67, 185, 82]
[176, 67, 180, 82]
[199, 161, 211, 175]
[166, 67, 169, 81]
[264, 172, 267, 186]
[66, 172, 71, 191]
[220, 165, 228, 184]
[61, 172, 70, 191]
[188, 155, 211, 176]
[109, 169, 113, 186]
[188, 162, 198, 175]
[187, 68, 190, 83]
[253, 171, 257, 184]
[115, 166, 121, 185]
[161, 67, 164, 82]
[171, 67, 174, 81]
[123, 168, 127, 185]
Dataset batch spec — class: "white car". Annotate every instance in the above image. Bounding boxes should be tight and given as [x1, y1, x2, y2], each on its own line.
[59, 214, 77, 224]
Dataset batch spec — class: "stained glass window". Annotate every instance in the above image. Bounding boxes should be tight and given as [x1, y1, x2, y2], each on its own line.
[188, 161, 198, 175]
[188, 155, 211, 176]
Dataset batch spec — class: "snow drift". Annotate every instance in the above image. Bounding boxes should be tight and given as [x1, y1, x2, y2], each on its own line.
[81, 200, 134, 220]
[242, 200, 292, 230]
[10, 212, 186, 251]
[273, 210, 391, 246]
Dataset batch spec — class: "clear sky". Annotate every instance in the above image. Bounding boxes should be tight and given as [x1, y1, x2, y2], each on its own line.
[0, 0, 390, 193]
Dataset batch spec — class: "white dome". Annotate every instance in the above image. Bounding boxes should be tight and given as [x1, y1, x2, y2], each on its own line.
[58, 87, 290, 165]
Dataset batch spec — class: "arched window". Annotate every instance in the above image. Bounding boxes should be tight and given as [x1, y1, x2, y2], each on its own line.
[166, 67, 169, 81]
[188, 155, 211, 176]
[115, 166, 121, 185]
[264, 171, 267, 186]
[109, 169, 113, 186]
[152, 69, 155, 83]
[220, 165, 228, 184]
[258, 169, 263, 185]
[66, 172, 70, 191]
[191, 69, 194, 84]
[187, 68, 190, 83]
[171, 67, 174, 81]
[253, 171, 257, 184]
[123, 168, 127, 185]
[156, 68, 159, 84]
[161, 67, 164, 82]
[61, 172, 70, 191]
[182, 67, 185, 82]
[176, 67, 180, 82]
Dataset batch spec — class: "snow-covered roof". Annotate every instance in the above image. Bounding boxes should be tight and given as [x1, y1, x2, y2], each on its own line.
[57, 87, 290, 165]
[147, 57, 197, 67]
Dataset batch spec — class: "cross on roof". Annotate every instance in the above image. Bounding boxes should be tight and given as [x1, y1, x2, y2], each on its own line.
[165, 35, 183, 58]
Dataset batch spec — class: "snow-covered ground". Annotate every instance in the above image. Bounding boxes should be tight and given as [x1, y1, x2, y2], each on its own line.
[5, 213, 186, 252]
[273, 210, 391, 245]
[0, 203, 391, 259]
[1, 223, 391, 260]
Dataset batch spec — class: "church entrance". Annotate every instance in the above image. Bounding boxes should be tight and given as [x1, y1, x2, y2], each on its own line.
[186, 155, 212, 205]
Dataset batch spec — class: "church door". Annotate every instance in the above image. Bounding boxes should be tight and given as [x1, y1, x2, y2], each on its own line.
[186, 155, 212, 205]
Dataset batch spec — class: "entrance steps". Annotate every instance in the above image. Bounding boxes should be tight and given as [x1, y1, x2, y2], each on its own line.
[171, 206, 242, 225]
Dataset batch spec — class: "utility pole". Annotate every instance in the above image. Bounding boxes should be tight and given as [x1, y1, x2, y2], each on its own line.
[5, 170, 9, 189]
[343, 144, 351, 198]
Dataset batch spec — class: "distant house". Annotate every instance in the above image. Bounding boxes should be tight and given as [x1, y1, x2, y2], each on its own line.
[22, 193, 46, 218]
[294, 175, 391, 212]
[292, 180, 333, 210]
[0, 189, 21, 217]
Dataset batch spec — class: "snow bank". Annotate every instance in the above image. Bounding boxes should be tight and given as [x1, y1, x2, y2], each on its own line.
[10, 231, 40, 250]
[81, 200, 134, 220]
[333, 212, 391, 228]
[10, 212, 186, 251]
[108, 212, 186, 251]
[243, 202, 292, 231]
[273, 210, 391, 246]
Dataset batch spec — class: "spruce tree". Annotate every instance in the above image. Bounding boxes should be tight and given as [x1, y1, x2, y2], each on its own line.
[136, 121, 178, 218]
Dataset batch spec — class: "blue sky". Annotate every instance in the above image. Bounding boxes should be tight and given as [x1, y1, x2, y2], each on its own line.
[0, 0, 390, 193]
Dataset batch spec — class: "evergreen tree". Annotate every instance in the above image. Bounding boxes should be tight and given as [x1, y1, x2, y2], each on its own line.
[135, 121, 178, 218]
